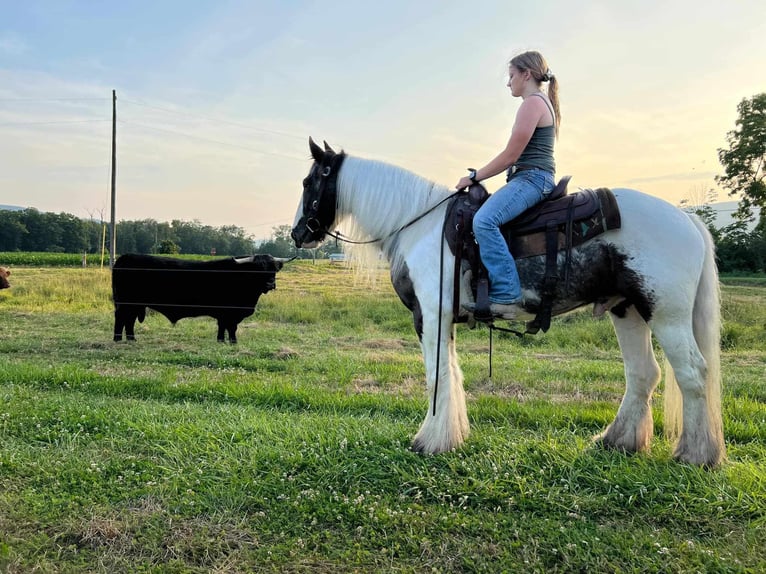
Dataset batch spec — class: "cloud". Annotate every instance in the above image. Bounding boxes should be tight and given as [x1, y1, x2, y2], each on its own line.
[625, 171, 719, 185]
[0, 31, 27, 56]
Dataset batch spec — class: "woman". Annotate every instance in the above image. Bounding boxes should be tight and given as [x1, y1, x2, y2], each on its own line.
[455, 50, 560, 319]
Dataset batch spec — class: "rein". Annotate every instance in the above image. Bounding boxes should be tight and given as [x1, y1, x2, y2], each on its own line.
[323, 190, 461, 246]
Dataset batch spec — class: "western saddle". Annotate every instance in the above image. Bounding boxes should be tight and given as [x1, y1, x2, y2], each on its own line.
[444, 176, 622, 333]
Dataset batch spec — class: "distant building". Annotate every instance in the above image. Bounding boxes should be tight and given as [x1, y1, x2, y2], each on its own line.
[710, 201, 761, 231]
[328, 253, 348, 263]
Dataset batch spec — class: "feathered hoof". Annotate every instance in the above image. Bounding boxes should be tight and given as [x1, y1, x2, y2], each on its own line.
[410, 438, 431, 454]
[410, 438, 451, 455]
[593, 413, 654, 454]
[672, 434, 726, 468]
[410, 433, 464, 455]
[592, 434, 641, 456]
[592, 428, 651, 454]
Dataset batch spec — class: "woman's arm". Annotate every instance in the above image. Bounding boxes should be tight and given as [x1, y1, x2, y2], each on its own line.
[455, 97, 545, 189]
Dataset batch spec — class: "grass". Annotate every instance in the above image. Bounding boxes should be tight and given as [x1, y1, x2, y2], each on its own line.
[0, 262, 764, 572]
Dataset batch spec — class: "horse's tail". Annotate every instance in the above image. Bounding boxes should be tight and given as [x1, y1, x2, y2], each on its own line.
[663, 214, 725, 458]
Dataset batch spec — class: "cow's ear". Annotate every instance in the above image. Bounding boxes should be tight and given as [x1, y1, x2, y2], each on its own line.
[323, 140, 335, 154]
[309, 137, 324, 163]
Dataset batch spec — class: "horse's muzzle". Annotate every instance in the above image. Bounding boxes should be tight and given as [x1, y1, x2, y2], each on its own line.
[291, 225, 313, 249]
[291, 218, 324, 249]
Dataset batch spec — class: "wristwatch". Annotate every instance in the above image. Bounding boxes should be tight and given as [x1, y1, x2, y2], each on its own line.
[467, 168, 478, 183]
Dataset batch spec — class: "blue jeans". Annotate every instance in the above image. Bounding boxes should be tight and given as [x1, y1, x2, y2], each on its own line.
[473, 168, 555, 303]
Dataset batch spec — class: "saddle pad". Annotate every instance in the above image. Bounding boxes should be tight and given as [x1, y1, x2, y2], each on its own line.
[503, 188, 621, 259]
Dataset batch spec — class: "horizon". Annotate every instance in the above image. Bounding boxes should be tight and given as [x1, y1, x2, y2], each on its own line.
[2, 199, 759, 241]
[1, 1, 765, 237]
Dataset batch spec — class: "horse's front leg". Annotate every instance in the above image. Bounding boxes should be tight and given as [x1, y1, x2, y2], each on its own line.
[411, 313, 469, 454]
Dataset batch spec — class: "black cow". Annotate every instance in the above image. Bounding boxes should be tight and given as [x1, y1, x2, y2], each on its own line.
[0, 266, 10, 290]
[112, 254, 283, 343]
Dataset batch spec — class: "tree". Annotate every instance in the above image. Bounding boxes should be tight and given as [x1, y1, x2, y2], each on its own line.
[679, 185, 719, 240]
[58, 212, 88, 253]
[19, 209, 56, 251]
[157, 239, 180, 254]
[716, 93, 766, 226]
[255, 224, 298, 258]
[0, 210, 27, 251]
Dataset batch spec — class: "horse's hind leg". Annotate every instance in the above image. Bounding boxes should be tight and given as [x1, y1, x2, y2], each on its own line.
[596, 306, 661, 453]
[652, 321, 723, 466]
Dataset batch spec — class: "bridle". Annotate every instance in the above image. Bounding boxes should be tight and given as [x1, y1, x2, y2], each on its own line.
[294, 151, 460, 247]
[293, 152, 347, 247]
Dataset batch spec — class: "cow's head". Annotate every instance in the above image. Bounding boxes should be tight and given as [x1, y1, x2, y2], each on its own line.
[291, 137, 345, 249]
[234, 255, 284, 292]
[0, 266, 10, 290]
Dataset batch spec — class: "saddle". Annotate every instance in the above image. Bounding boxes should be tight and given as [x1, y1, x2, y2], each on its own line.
[444, 176, 621, 333]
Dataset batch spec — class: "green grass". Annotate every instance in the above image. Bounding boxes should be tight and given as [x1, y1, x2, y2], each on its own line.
[0, 262, 764, 572]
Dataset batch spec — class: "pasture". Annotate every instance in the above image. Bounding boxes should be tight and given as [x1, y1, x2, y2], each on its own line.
[0, 262, 764, 572]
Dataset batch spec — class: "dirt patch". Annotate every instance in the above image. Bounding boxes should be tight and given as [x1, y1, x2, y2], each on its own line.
[363, 338, 407, 350]
[272, 347, 299, 360]
[350, 376, 422, 397]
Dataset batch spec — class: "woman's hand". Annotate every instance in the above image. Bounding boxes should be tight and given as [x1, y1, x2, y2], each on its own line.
[455, 176, 473, 190]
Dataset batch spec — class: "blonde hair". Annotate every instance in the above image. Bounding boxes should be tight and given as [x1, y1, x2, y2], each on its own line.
[510, 50, 561, 138]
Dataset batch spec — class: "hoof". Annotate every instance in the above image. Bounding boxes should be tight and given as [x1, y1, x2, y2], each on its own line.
[410, 438, 429, 454]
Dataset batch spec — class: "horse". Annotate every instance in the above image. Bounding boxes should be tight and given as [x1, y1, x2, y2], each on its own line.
[291, 138, 725, 467]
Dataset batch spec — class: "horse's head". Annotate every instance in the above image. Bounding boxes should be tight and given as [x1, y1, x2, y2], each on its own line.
[291, 137, 345, 249]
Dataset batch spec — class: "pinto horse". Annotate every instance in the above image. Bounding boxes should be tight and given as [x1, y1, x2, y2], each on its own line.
[291, 138, 725, 467]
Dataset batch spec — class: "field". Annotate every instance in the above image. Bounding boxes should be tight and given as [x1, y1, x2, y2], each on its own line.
[0, 262, 764, 573]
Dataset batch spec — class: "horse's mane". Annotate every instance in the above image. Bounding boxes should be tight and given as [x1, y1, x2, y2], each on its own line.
[336, 156, 452, 277]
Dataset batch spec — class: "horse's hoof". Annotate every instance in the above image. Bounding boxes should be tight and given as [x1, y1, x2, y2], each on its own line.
[410, 439, 427, 454]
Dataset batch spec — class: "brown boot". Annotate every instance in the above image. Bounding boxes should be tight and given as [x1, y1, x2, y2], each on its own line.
[489, 302, 521, 320]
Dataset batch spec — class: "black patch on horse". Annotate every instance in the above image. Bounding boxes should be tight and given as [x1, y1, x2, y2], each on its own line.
[391, 261, 423, 340]
[516, 241, 656, 322]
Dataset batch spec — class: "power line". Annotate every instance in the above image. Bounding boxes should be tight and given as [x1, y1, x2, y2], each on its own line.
[117, 119, 306, 161]
[1, 94, 311, 160]
[121, 98, 307, 141]
[250, 219, 292, 229]
[0, 119, 110, 127]
[0, 97, 109, 102]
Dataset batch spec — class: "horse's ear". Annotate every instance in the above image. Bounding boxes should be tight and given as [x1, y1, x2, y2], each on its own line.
[309, 137, 324, 162]
[323, 140, 335, 154]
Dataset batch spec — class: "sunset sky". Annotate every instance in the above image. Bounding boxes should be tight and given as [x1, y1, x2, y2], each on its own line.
[1, 0, 764, 238]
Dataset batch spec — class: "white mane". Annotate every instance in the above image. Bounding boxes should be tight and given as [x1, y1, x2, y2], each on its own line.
[335, 155, 452, 275]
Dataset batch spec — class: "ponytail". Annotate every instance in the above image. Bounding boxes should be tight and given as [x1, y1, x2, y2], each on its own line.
[547, 75, 561, 138]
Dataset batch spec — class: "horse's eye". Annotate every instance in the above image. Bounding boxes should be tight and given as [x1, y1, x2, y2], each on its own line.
[322, 166, 331, 177]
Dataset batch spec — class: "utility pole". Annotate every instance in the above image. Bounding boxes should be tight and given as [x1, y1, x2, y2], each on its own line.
[109, 89, 117, 268]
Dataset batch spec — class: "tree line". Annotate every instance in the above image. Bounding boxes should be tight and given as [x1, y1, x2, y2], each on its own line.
[0, 210, 341, 260]
[0, 209, 256, 256]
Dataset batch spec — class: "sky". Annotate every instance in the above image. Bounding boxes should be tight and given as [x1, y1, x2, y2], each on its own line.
[1, 0, 764, 239]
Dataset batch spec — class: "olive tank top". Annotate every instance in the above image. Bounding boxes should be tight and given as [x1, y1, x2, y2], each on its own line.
[513, 93, 556, 175]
